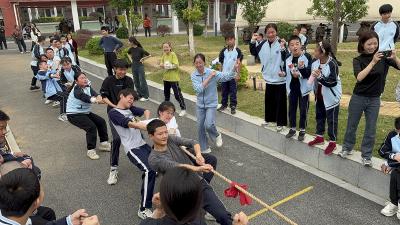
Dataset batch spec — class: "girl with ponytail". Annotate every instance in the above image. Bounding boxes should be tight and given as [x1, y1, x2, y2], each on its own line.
[308, 41, 342, 155]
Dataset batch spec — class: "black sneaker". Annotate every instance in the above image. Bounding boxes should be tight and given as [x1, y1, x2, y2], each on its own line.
[286, 129, 296, 138]
[231, 107, 236, 115]
[29, 86, 40, 91]
[217, 105, 227, 112]
[298, 131, 306, 141]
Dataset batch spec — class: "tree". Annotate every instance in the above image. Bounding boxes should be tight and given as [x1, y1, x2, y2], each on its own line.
[307, 0, 368, 52]
[109, 0, 144, 35]
[235, 0, 273, 31]
[171, 0, 207, 56]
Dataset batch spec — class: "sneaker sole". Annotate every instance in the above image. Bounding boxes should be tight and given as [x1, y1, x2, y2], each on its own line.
[98, 148, 111, 152]
[381, 211, 397, 217]
[30, 89, 41, 92]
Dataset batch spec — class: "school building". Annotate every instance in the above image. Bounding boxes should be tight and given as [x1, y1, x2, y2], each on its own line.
[0, 0, 237, 37]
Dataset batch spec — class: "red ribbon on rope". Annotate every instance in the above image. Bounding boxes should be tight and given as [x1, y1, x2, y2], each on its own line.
[224, 182, 252, 205]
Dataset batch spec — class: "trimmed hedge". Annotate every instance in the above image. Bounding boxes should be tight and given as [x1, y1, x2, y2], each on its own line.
[116, 27, 129, 39]
[193, 24, 203, 36]
[86, 37, 103, 55]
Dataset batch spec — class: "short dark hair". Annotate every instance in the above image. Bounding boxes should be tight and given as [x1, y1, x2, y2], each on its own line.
[74, 71, 86, 81]
[60, 57, 72, 65]
[265, 23, 278, 34]
[288, 35, 301, 44]
[160, 167, 202, 224]
[37, 36, 46, 43]
[38, 61, 47, 67]
[147, 119, 166, 135]
[0, 110, 10, 122]
[379, 4, 393, 15]
[357, 31, 379, 53]
[395, 117, 400, 130]
[158, 101, 176, 116]
[0, 168, 40, 217]
[258, 33, 264, 38]
[193, 53, 206, 63]
[101, 26, 109, 32]
[45, 47, 53, 52]
[224, 34, 235, 40]
[113, 59, 129, 69]
[118, 88, 138, 101]
[60, 34, 66, 39]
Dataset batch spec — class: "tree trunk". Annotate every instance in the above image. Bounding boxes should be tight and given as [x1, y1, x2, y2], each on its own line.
[330, 0, 341, 54]
[188, 0, 195, 56]
[125, 9, 133, 36]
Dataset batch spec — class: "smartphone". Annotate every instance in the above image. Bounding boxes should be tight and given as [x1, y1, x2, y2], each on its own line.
[381, 50, 392, 58]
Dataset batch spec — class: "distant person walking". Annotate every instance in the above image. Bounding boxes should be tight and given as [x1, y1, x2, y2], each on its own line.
[143, 14, 152, 37]
[0, 25, 7, 50]
[12, 25, 27, 54]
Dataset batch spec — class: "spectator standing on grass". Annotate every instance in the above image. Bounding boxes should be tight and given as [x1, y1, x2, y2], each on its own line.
[127, 36, 151, 101]
[371, 4, 399, 52]
[66, 72, 111, 160]
[298, 26, 309, 52]
[249, 23, 288, 132]
[217, 35, 243, 115]
[143, 14, 152, 37]
[99, 59, 135, 185]
[12, 25, 27, 54]
[308, 41, 342, 155]
[159, 42, 186, 117]
[338, 31, 400, 166]
[0, 25, 6, 50]
[379, 117, 400, 219]
[191, 53, 237, 153]
[67, 33, 80, 66]
[284, 35, 312, 142]
[99, 26, 123, 77]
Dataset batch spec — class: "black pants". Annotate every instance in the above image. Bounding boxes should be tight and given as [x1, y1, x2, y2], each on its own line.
[127, 145, 156, 210]
[0, 36, 7, 49]
[164, 81, 186, 110]
[16, 39, 27, 52]
[265, 83, 287, 126]
[202, 179, 233, 225]
[30, 41, 36, 51]
[109, 119, 121, 168]
[75, 54, 80, 66]
[390, 169, 400, 205]
[67, 113, 108, 150]
[221, 79, 237, 108]
[188, 152, 217, 183]
[47, 92, 68, 114]
[30, 206, 56, 225]
[104, 52, 117, 77]
[315, 98, 339, 141]
[31, 65, 38, 86]
[288, 88, 309, 130]
[144, 27, 151, 37]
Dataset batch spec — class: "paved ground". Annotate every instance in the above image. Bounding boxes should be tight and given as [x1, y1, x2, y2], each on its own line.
[0, 50, 399, 225]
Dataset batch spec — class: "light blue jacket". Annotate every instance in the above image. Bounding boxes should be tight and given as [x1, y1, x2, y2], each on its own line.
[311, 57, 342, 110]
[66, 85, 98, 114]
[191, 67, 235, 108]
[285, 53, 313, 97]
[35, 70, 62, 98]
[250, 38, 287, 85]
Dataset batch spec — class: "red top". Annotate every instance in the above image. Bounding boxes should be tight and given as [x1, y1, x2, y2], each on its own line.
[143, 18, 152, 28]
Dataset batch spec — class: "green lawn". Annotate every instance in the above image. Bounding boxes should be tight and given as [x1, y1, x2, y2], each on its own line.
[80, 35, 400, 157]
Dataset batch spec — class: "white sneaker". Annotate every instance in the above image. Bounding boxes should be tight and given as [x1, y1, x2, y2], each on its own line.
[202, 148, 212, 154]
[137, 208, 153, 219]
[87, 150, 100, 160]
[139, 97, 149, 102]
[215, 133, 223, 147]
[381, 202, 398, 217]
[276, 126, 283, 132]
[52, 101, 60, 108]
[107, 169, 118, 185]
[179, 110, 186, 117]
[98, 142, 111, 151]
[261, 121, 269, 128]
[205, 212, 216, 221]
[57, 114, 68, 122]
[44, 99, 54, 105]
[20, 52, 24, 54]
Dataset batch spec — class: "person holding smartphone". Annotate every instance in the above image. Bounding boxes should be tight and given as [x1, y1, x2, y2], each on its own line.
[338, 31, 400, 166]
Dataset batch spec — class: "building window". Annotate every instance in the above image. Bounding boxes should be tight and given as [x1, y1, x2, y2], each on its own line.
[57, 8, 63, 16]
[0, 9, 4, 26]
[38, 8, 52, 17]
[225, 3, 237, 20]
[155, 4, 169, 18]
